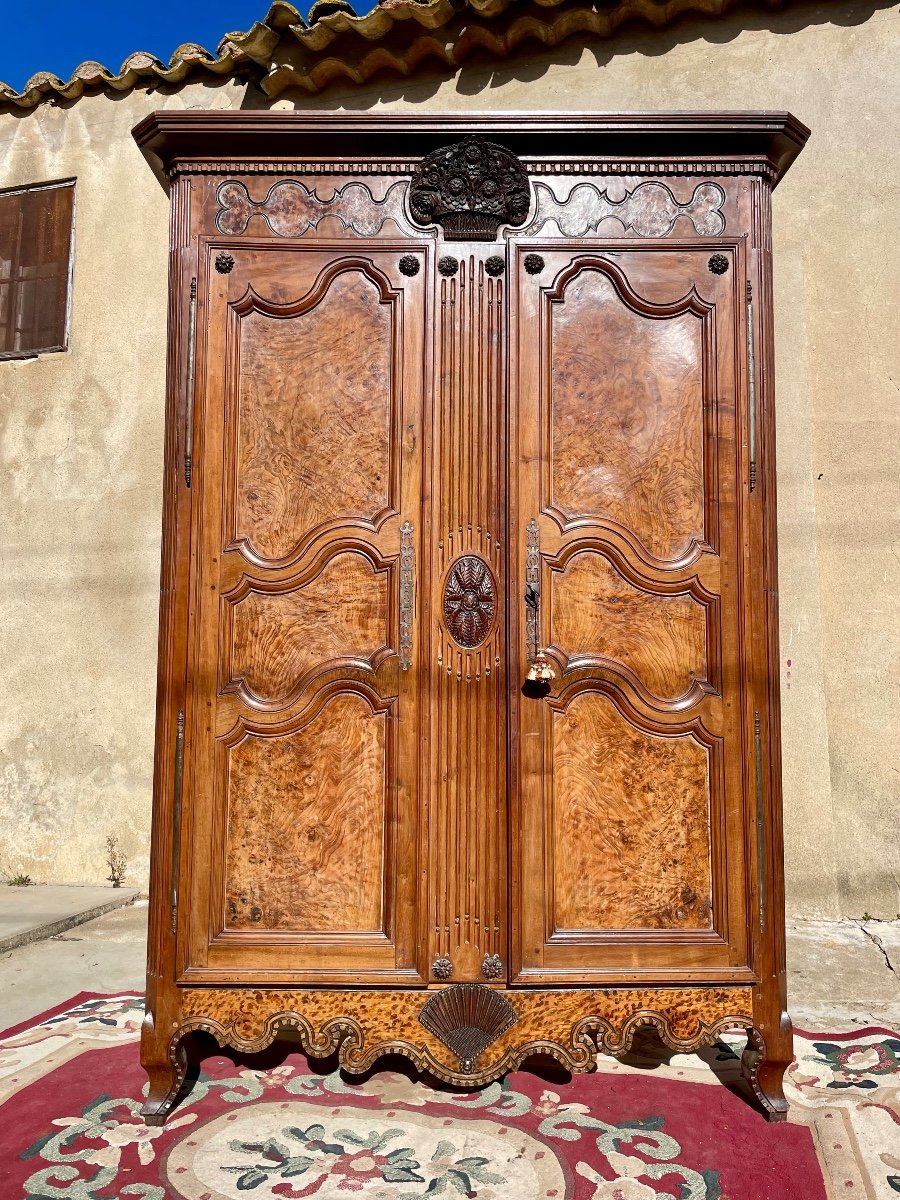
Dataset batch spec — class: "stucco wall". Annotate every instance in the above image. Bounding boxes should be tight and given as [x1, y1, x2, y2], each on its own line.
[0, 1, 896, 917]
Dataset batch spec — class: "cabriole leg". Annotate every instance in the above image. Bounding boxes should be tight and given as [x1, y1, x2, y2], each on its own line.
[741, 1026, 792, 1122]
[140, 1011, 189, 1127]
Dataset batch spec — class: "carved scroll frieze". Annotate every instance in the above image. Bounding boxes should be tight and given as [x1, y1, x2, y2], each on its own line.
[409, 136, 530, 240]
[216, 178, 421, 238]
[522, 180, 726, 239]
[151, 985, 755, 1107]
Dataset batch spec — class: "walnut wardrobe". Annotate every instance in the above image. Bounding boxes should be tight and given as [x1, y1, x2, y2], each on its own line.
[133, 112, 809, 1124]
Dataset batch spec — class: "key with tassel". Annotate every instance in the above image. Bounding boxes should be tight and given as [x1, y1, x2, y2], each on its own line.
[527, 648, 556, 683]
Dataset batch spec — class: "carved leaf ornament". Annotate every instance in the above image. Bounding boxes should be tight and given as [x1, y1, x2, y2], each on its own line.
[443, 556, 496, 648]
[409, 136, 531, 240]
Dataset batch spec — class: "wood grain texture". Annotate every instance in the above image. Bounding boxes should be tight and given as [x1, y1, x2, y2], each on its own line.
[550, 549, 708, 701]
[549, 265, 705, 561]
[428, 253, 507, 980]
[224, 693, 387, 932]
[234, 268, 394, 562]
[138, 172, 195, 1131]
[229, 551, 390, 704]
[550, 691, 712, 930]
[747, 176, 795, 1119]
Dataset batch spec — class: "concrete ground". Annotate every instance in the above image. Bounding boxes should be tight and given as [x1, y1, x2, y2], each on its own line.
[1, 906, 897, 1034]
[0, 901, 149, 1030]
[0, 884, 138, 954]
[787, 917, 899, 1029]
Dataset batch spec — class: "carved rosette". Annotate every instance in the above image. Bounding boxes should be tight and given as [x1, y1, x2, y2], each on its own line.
[481, 953, 504, 979]
[409, 136, 531, 240]
[443, 556, 496, 649]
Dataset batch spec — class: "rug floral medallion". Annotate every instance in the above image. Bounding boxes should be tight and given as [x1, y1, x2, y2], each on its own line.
[2, 994, 898, 1199]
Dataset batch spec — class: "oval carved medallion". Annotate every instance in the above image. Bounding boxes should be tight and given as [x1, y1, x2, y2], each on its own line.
[443, 556, 496, 648]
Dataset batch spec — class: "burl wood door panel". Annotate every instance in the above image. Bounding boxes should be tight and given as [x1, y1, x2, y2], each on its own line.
[509, 242, 752, 985]
[180, 243, 427, 985]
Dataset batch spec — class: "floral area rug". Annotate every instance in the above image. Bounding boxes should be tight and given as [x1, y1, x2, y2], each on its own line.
[1, 993, 898, 1199]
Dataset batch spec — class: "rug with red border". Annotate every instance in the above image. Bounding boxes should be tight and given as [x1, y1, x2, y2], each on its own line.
[2, 993, 899, 1199]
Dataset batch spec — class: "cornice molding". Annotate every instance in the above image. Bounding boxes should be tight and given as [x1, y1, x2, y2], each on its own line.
[137, 112, 809, 189]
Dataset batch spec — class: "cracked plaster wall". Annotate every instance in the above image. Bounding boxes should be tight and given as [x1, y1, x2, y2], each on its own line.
[0, 2, 897, 917]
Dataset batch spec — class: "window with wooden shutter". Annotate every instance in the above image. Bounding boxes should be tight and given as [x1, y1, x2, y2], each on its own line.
[0, 180, 75, 358]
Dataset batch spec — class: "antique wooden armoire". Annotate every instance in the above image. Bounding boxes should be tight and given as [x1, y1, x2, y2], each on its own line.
[133, 112, 809, 1124]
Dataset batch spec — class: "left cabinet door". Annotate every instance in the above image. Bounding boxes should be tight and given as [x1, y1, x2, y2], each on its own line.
[177, 242, 428, 987]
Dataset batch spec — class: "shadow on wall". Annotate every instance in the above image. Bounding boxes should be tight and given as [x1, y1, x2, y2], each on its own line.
[227, 0, 896, 111]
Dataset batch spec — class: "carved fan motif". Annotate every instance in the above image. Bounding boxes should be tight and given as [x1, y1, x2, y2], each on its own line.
[418, 983, 518, 1072]
[443, 556, 496, 648]
[408, 135, 531, 240]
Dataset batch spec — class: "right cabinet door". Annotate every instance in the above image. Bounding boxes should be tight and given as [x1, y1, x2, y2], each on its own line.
[509, 242, 754, 985]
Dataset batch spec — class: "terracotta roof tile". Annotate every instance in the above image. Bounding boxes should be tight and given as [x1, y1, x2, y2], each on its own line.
[0, 0, 792, 110]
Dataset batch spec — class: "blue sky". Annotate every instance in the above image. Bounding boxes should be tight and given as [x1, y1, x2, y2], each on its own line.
[0, 0, 332, 92]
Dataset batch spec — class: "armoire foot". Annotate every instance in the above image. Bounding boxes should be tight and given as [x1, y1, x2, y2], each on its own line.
[140, 1034, 189, 1127]
[741, 1027, 791, 1123]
